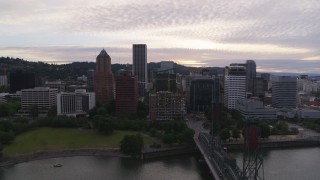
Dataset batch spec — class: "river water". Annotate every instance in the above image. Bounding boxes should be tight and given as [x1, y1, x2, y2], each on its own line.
[0, 154, 212, 180]
[1, 147, 320, 180]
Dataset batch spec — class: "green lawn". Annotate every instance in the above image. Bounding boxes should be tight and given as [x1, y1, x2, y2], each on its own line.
[3, 128, 153, 157]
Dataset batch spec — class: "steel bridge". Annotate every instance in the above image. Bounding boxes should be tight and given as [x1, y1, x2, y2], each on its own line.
[196, 132, 243, 180]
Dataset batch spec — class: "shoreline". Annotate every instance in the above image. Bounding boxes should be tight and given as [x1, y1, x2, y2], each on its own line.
[0, 148, 128, 167]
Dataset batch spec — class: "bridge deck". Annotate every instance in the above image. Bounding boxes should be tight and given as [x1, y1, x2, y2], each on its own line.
[194, 138, 223, 180]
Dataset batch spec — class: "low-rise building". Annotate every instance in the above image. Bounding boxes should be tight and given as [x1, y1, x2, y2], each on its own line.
[0, 75, 8, 86]
[57, 89, 95, 117]
[296, 108, 320, 120]
[235, 99, 277, 120]
[17, 87, 58, 117]
[44, 80, 66, 92]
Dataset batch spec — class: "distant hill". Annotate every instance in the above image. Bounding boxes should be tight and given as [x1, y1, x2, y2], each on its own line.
[0, 57, 197, 80]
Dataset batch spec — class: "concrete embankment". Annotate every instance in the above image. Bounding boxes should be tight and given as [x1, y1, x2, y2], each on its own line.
[222, 139, 320, 150]
[0, 148, 126, 167]
[141, 146, 198, 159]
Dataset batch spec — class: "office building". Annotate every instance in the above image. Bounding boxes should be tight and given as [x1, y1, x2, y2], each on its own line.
[190, 78, 221, 112]
[44, 80, 66, 92]
[0, 75, 7, 86]
[94, 49, 115, 105]
[158, 61, 174, 74]
[9, 71, 36, 93]
[230, 60, 256, 95]
[246, 60, 256, 95]
[132, 44, 147, 97]
[272, 76, 297, 108]
[115, 70, 138, 115]
[57, 89, 95, 116]
[235, 99, 277, 120]
[149, 91, 185, 121]
[87, 69, 95, 90]
[224, 66, 247, 109]
[18, 87, 58, 116]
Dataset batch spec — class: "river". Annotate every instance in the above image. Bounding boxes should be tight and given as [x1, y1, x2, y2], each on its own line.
[0, 154, 212, 180]
[1, 147, 320, 180]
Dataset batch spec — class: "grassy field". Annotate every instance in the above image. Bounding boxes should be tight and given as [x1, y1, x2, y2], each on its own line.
[3, 128, 153, 157]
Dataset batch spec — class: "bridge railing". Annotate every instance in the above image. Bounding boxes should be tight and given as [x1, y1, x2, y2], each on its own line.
[198, 133, 243, 180]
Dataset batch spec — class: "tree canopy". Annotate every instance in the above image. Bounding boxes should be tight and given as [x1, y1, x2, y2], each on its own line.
[120, 134, 144, 156]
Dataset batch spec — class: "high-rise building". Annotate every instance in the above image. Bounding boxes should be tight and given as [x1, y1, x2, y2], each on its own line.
[132, 44, 147, 97]
[87, 69, 95, 90]
[230, 60, 256, 95]
[115, 70, 138, 115]
[9, 71, 36, 93]
[246, 60, 256, 95]
[272, 76, 297, 108]
[149, 91, 185, 121]
[224, 66, 247, 109]
[190, 78, 221, 112]
[94, 49, 115, 105]
[57, 89, 95, 116]
[158, 61, 174, 74]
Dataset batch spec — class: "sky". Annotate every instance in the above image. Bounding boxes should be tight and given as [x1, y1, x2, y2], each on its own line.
[0, 0, 320, 73]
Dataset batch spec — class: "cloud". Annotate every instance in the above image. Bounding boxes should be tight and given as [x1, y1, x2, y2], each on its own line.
[0, 0, 319, 73]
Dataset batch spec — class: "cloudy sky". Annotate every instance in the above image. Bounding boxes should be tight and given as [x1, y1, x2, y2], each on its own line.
[0, 0, 320, 73]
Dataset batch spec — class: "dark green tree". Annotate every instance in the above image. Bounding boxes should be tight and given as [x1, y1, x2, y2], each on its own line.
[220, 128, 230, 141]
[0, 131, 15, 145]
[260, 123, 271, 139]
[162, 133, 177, 144]
[178, 128, 195, 144]
[29, 105, 39, 118]
[0, 143, 3, 157]
[47, 106, 57, 117]
[120, 134, 144, 156]
[94, 115, 114, 134]
[232, 128, 241, 140]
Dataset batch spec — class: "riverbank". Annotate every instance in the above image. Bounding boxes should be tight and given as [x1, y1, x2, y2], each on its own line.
[222, 138, 320, 150]
[0, 148, 128, 167]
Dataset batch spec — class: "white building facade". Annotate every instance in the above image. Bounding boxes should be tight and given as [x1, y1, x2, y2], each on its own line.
[224, 76, 246, 109]
[57, 89, 95, 116]
[235, 99, 277, 120]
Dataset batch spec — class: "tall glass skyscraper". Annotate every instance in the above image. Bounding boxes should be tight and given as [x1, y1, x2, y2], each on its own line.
[132, 44, 147, 97]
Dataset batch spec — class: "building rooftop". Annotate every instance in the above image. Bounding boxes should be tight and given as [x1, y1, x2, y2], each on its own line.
[97, 49, 110, 59]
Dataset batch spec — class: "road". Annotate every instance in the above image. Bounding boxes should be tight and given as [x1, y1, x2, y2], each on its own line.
[185, 114, 209, 137]
[287, 122, 320, 139]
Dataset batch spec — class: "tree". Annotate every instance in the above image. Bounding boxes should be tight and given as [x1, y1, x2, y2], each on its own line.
[0, 143, 2, 157]
[120, 134, 144, 156]
[94, 115, 114, 134]
[220, 128, 230, 141]
[178, 128, 195, 144]
[260, 124, 271, 139]
[29, 105, 39, 118]
[47, 106, 57, 117]
[162, 133, 177, 144]
[0, 131, 15, 145]
[232, 128, 241, 140]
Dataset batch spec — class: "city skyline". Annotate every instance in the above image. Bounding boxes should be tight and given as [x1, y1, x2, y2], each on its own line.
[0, 0, 319, 73]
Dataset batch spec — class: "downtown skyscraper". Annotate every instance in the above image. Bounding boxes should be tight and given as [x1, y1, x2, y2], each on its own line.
[94, 49, 115, 105]
[224, 65, 247, 109]
[132, 44, 147, 97]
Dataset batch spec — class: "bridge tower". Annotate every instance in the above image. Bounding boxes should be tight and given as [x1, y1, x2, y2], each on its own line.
[242, 118, 264, 180]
